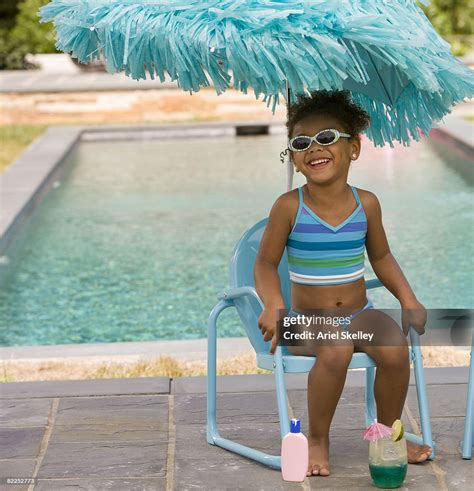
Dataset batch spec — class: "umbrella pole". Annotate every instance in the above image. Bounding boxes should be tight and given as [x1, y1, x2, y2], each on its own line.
[286, 81, 294, 192]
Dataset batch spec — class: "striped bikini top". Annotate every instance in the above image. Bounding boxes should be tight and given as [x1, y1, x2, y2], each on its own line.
[286, 186, 367, 286]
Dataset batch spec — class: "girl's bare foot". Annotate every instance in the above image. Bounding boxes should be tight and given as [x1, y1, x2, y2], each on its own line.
[407, 440, 432, 463]
[307, 436, 330, 476]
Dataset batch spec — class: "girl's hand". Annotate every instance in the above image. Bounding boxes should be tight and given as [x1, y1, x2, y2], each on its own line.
[401, 300, 427, 335]
[258, 307, 280, 354]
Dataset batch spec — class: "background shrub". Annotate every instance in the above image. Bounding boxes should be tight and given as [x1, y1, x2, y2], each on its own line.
[0, 0, 57, 70]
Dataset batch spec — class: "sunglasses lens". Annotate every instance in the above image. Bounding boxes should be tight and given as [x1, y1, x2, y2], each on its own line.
[292, 136, 312, 150]
[316, 130, 337, 145]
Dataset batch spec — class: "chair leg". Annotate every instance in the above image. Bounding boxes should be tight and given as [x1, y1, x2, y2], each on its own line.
[206, 300, 281, 469]
[274, 346, 290, 439]
[207, 300, 230, 445]
[461, 346, 473, 459]
[408, 329, 435, 459]
[365, 367, 376, 427]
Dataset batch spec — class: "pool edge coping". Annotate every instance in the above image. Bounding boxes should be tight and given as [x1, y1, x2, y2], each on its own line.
[0, 125, 82, 254]
[0, 336, 253, 362]
[432, 113, 473, 151]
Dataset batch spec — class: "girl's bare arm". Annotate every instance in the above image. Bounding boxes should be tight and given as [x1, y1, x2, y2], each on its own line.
[362, 191, 426, 333]
[254, 194, 294, 352]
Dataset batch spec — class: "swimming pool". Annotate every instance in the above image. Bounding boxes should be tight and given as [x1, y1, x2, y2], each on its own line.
[0, 133, 472, 346]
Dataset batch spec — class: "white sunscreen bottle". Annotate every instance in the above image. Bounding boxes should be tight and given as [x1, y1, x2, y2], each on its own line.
[281, 418, 309, 482]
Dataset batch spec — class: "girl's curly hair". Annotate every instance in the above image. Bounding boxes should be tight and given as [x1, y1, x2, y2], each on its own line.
[286, 90, 370, 138]
[286, 90, 370, 139]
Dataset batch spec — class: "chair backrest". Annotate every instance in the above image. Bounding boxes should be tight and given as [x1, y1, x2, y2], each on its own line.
[229, 218, 291, 354]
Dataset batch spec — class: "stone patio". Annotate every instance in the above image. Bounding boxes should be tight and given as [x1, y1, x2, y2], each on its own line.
[0, 367, 472, 490]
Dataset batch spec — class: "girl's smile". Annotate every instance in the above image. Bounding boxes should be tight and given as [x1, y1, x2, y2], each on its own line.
[305, 156, 332, 171]
[299, 144, 338, 181]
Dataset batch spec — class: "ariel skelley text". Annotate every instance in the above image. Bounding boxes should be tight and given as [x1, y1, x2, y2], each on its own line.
[283, 330, 374, 342]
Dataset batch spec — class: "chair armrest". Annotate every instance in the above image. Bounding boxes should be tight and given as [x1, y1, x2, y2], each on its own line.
[366, 278, 383, 289]
[218, 286, 264, 310]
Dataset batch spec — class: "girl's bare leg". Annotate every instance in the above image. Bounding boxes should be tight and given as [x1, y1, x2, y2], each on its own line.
[352, 310, 432, 463]
[306, 344, 354, 476]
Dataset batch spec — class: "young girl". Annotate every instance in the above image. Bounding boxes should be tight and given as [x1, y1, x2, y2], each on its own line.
[254, 90, 432, 477]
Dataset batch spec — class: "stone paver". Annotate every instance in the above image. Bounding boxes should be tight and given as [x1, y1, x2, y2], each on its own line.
[0, 459, 36, 478]
[37, 441, 167, 479]
[175, 392, 280, 426]
[53, 395, 168, 427]
[0, 376, 170, 399]
[428, 417, 467, 456]
[407, 383, 468, 419]
[441, 458, 474, 491]
[49, 423, 166, 445]
[0, 370, 471, 490]
[0, 427, 44, 459]
[0, 398, 53, 427]
[33, 478, 167, 490]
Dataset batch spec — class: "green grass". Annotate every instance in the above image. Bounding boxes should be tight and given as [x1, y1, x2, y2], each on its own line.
[0, 124, 47, 173]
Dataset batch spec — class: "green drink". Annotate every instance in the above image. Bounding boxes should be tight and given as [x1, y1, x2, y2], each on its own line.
[369, 463, 408, 489]
[368, 437, 407, 489]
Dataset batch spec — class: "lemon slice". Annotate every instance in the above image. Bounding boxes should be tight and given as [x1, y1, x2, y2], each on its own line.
[391, 419, 404, 442]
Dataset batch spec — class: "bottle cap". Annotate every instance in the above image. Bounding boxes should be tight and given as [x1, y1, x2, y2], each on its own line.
[290, 418, 300, 433]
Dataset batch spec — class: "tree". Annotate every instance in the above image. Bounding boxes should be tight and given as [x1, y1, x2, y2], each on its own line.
[0, 0, 21, 31]
[0, 0, 56, 69]
[418, 0, 473, 55]
[9, 0, 57, 54]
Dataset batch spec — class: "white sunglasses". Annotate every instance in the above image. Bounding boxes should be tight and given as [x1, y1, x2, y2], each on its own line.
[288, 128, 351, 152]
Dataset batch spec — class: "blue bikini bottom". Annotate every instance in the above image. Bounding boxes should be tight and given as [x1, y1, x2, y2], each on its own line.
[349, 299, 374, 320]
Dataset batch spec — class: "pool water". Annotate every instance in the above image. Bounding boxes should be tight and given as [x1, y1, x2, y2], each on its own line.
[0, 134, 472, 346]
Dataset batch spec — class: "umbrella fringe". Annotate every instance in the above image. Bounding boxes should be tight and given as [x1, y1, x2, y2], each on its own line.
[39, 0, 474, 146]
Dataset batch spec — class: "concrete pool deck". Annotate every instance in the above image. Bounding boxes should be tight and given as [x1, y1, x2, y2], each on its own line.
[0, 337, 252, 363]
[0, 367, 472, 490]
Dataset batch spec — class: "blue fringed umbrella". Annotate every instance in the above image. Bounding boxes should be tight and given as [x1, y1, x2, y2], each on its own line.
[39, 0, 473, 147]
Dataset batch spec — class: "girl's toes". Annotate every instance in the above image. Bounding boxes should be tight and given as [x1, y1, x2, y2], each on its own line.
[310, 464, 330, 476]
[423, 445, 432, 455]
[409, 449, 429, 463]
[407, 441, 432, 463]
[319, 466, 330, 476]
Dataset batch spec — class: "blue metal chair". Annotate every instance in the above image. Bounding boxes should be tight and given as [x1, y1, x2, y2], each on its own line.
[461, 335, 473, 459]
[207, 218, 435, 469]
